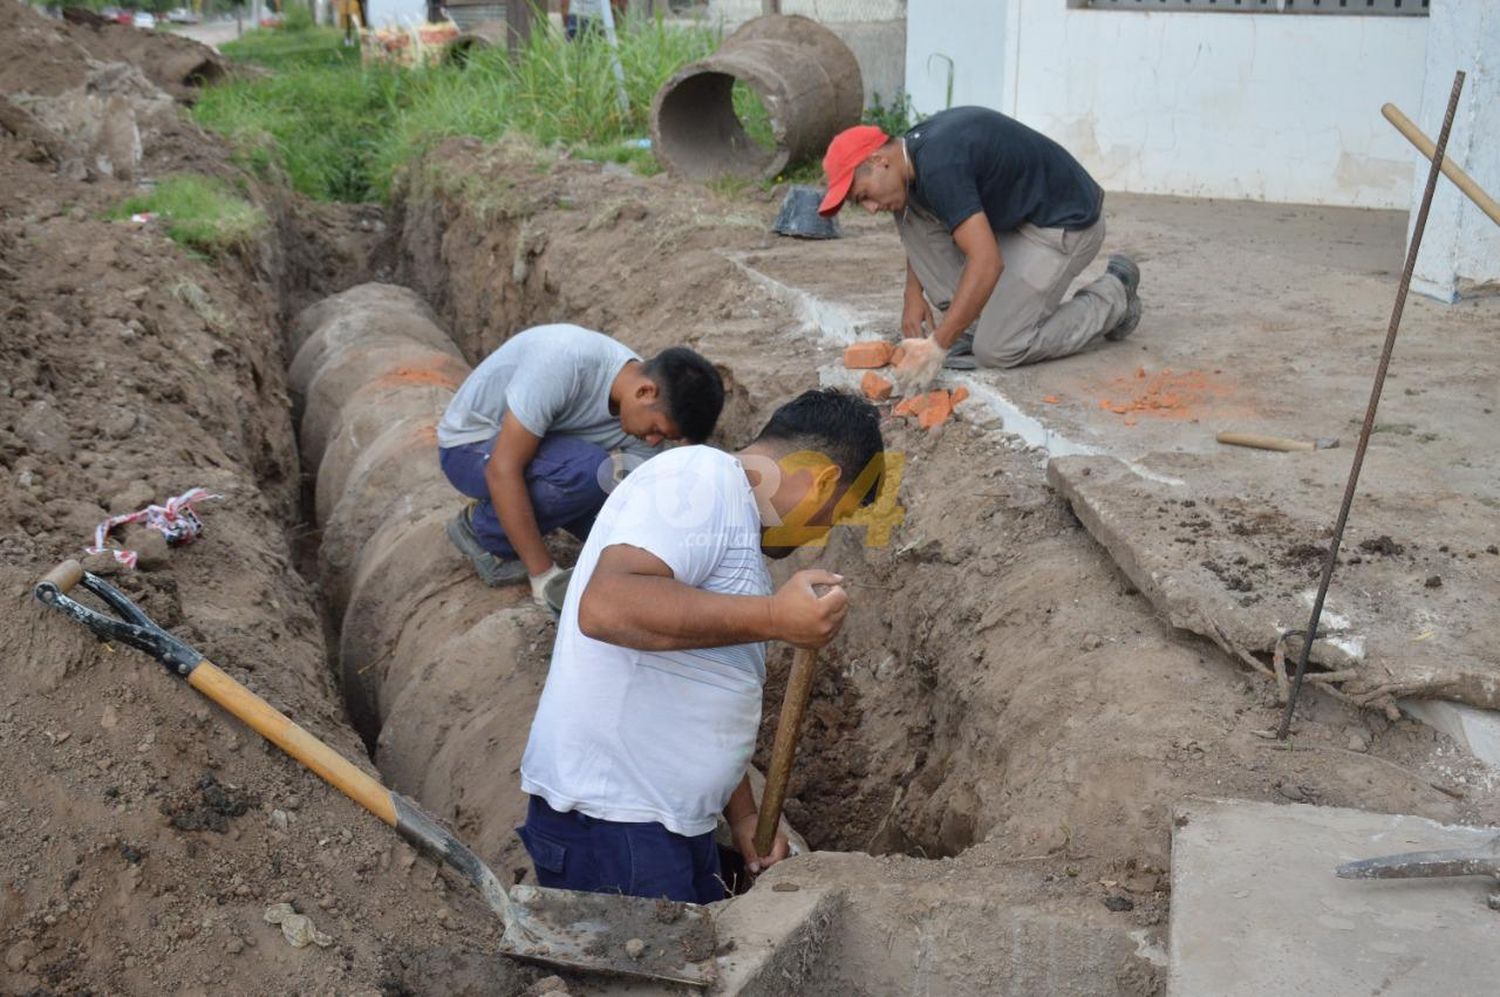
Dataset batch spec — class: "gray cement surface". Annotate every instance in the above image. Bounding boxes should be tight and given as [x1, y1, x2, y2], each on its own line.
[737, 191, 1500, 722]
[1169, 798, 1500, 996]
[1047, 450, 1500, 715]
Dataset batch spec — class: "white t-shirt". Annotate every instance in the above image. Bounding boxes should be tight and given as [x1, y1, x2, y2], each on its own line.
[520, 446, 772, 837]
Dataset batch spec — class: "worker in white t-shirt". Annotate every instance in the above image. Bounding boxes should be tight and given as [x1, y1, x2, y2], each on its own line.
[518, 388, 885, 903]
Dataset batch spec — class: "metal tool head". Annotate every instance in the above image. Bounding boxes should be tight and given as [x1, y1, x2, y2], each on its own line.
[501, 884, 718, 987]
[1336, 833, 1500, 881]
[1314, 438, 1340, 450]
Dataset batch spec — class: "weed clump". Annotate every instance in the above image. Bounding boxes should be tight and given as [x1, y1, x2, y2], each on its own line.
[111, 175, 267, 254]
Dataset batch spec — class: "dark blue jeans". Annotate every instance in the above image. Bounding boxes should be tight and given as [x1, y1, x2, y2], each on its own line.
[518, 796, 726, 905]
[438, 434, 610, 559]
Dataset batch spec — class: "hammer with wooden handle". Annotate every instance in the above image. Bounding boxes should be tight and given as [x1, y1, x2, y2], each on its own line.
[1217, 431, 1339, 453]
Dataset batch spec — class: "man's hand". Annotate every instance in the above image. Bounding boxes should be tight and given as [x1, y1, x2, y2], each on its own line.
[901, 291, 936, 340]
[768, 569, 848, 648]
[729, 812, 790, 875]
[529, 563, 563, 607]
[892, 336, 946, 394]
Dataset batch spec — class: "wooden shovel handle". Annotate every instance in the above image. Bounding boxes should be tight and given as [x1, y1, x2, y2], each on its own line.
[1216, 431, 1314, 452]
[754, 646, 819, 858]
[187, 660, 397, 826]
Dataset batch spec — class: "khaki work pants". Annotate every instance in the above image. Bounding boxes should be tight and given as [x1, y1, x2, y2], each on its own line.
[896, 203, 1128, 369]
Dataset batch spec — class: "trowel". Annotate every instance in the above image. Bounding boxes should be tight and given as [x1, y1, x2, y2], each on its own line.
[33, 560, 719, 987]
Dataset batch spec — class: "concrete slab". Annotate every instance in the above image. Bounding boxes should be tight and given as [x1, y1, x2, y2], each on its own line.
[1046, 449, 1500, 714]
[1169, 798, 1500, 996]
[1401, 698, 1500, 771]
[709, 883, 842, 996]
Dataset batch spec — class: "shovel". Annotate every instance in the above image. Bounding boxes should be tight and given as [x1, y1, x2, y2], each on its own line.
[32, 560, 719, 987]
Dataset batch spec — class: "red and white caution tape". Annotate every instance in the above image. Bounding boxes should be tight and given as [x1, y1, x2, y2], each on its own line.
[85, 487, 221, 569]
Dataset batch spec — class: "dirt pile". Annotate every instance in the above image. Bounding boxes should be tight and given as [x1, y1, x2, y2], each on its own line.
[61, 7, 229, 98]
[0, 1, 230, 182]
[0, 28, 535, 997]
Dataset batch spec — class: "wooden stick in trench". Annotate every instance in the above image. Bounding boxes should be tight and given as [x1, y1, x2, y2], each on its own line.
[754, 646, 819, 858]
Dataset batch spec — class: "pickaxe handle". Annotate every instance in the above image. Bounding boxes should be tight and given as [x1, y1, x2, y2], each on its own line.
[754, 647, 819, 857]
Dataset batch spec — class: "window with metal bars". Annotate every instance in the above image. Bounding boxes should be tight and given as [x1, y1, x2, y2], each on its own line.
[1084, 0, 1428, 14]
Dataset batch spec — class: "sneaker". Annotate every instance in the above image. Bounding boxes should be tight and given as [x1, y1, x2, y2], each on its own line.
[445, 506, 528, 587]
[942, 330, 979, 370]
[1104, 294, 1143, 342]
[1106, 254, 1140, 297]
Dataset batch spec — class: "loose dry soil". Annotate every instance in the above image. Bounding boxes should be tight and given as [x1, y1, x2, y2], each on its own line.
[3, 5, 1499, 994]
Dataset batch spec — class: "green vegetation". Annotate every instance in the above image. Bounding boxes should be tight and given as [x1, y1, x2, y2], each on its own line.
[110, 175, 267, 253]
[191, 16, 903, 204]
[194, 16, 720, 203]
[215, 24, 362, 70]
[863, 91, 920, 136]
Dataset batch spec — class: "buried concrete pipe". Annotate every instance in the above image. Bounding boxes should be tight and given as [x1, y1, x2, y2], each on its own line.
[650, 14, 862, 183]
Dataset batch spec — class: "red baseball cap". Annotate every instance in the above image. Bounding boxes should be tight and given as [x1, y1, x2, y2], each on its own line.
[818, 124, 889, 217]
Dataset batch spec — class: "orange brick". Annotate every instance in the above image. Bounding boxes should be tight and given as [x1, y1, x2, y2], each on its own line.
[918, 391, 955, 430]
[894, 393, 931, 418]
[951, 386, 969, 405]
[843, 340, 895, 369]
[860, 371, 893, 402]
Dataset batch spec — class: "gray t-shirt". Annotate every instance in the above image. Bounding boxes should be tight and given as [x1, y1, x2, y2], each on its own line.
[436, 324, 650, 456]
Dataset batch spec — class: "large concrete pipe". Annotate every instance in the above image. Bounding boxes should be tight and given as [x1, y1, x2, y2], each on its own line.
[288, 283, 805, 886]
[650, 14, 863, 183]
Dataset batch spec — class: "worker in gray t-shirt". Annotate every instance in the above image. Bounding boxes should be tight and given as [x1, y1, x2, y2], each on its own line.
[436, 325, 724, 602]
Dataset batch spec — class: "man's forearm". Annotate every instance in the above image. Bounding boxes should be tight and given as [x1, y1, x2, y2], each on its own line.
[579, 573, 778, 651]
[904, 260, 924, 302]
[487, 463, 552, 575]
[932, 257, 1001, 350]
[723, 774, 756, 823]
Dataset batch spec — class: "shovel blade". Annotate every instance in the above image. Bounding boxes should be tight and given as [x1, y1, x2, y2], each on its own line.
[500, 884, 717, 987]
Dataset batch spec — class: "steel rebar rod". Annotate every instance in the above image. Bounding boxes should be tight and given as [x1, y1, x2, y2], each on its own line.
[1276, 70, 1466, 740]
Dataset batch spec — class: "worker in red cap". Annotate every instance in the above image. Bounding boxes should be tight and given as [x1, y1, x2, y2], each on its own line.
[818, 107, 1140, 385]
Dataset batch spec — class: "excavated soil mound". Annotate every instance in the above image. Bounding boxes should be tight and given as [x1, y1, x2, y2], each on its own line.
[0, 33, 534, 997]
[0, 1, 232, 182]
[61, 7, 229, 98]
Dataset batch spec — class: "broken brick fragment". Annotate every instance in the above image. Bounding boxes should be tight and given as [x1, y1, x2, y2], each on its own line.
[843, 340, 895, 369]
[951, 386, 969, 406]
[860, 370, 893, 401]
[918, 393, 955, 430]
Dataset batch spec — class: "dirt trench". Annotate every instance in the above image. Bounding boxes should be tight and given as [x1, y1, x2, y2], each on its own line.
[272, 135, 1500, 995]
[6, 6, 1496, 984]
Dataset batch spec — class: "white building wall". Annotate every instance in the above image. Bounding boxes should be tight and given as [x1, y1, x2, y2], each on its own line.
[1406, 2, 1500, 300]
[905, 0, 1430, 209]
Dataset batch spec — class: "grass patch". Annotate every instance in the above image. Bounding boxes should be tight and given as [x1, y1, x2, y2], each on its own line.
[193, 15, 894, 204]
[110, 175, 266, 253]
[219, 24, 359, 70]
[193, 60, 406, 201]
[194, 16, 718, 202]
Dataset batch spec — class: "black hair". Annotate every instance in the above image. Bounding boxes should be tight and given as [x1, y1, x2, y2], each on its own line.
[642, 347, 725, 443]
[753, 388, 885, 506]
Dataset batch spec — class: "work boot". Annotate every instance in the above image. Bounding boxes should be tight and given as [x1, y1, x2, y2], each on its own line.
[445, 506, 528, 587]
[1106, 254, 1140, 297]
[942, 330, 978, 370]
[1104, 294, 1143, 343]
